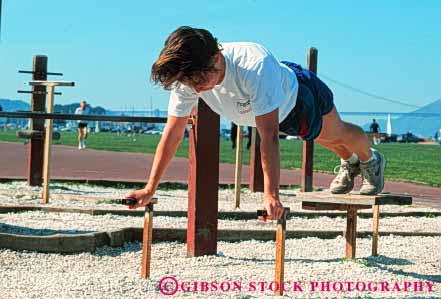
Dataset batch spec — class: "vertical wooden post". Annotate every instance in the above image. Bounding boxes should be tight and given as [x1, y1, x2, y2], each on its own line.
[234, 125, 243, 208]
[249, 127, 264, 192]
[41, 86, 55, 204]
[275, 208, 289, 296]
[187, 99, 220, 257]
[141, 202, 154, 279]
[301, 48, 318, 192]
[372, 204, 380, 256]
[27, 55, 47, 186]
[345, 206, 357, 259]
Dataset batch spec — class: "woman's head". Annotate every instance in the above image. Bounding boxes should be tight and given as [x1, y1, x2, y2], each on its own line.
[151, 26, 222, 90]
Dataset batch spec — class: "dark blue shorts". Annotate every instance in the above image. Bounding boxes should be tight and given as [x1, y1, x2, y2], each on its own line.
[279, 61, 334, 141]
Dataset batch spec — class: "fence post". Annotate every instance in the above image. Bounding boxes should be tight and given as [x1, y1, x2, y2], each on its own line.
[301, 48, 318, 192]
[187, 99, 220, 257]
[27, 55, 47, 186]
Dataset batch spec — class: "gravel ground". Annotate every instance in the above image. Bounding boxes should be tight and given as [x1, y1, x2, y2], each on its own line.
[1, 238, 440, 299]
[0, 181, 438, 213]
[1, 181, 440, 298]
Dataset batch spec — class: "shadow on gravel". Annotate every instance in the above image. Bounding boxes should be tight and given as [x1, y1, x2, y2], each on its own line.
[0, 223, 95, 236]
[364, 255, 441, 283]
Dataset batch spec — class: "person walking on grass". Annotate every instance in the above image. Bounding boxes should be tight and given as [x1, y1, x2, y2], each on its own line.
[75, 100, 90, 150]
[126, 26, 386, 220]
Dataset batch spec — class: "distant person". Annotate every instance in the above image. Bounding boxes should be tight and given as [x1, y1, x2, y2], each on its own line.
[75, 100, 91, 150]
[0, 104, 3, 111]
[435, 128, 441, 144]
[370, 119, 380, 144]
[230, 122, 252, 150]
[370, 119, 380, 133]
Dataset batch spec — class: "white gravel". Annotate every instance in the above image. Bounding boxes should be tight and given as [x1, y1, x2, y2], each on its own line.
[1, 181, 440, 298]
[1, 237, 440, 298]
[0, 181, 437, 213]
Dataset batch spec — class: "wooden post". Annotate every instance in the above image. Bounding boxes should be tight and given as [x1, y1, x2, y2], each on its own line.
[187, 99, 220, 257]
[27, 56, 47, 186]
[29, 81, 74, 204]
[249, 127, 264, 192]
[345, 206, 358, 259]
[372, 204, 380, 256]
[275, 208, 289, 296]
[41, 86, 55, 204]
[301, 48, 318, 192]
[141, 202, 155, 279]
[234, 125, 243, 208]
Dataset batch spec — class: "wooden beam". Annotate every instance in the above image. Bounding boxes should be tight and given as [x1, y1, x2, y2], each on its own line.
[249, 128, 264, 192]
[27, 56, 47, 186]
[187, 99, 220, 257]
[345, 206, 358, 259]
[301, 47, 318, 192]
[41, 86, 55, 204]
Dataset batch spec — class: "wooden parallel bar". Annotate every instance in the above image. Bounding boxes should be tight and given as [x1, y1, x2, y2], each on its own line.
[187, 100, 220, 257]
[17, 130, 60, 140]
[275, 208, 289, 296]
[372, 204, 380, 256]
[141, 202, 155, 279]
[345, 206, 358, 259]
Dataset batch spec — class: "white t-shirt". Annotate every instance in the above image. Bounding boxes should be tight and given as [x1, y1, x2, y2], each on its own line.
[168, 42, 299, 126]
[75, 106, 90, 124]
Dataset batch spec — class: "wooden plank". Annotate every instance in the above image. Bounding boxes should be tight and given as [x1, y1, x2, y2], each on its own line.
[372, 204, 380, 256]
[141, 202, 154, 279]
[302, 202, 371, 211]
[345, 206, 358, 259]
[249, 127, 264, 192]
[187, 100, 220, 257]
[298, 191, 412, 207]
[27, 55, 47, 186]
[234, 125, 243, 208]
[275, 208, 289, 296]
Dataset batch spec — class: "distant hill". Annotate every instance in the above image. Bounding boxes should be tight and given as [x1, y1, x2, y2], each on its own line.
[0, 98, 106, 115]
[0, 99, 30, 111]
[363, 99, 441, 137]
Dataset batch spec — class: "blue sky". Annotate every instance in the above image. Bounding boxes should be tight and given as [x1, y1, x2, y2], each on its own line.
[0, 0, 440, 113]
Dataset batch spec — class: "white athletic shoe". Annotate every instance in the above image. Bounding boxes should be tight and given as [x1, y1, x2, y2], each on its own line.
[78, 143, 82, 150]
[82, 141, 87, 149]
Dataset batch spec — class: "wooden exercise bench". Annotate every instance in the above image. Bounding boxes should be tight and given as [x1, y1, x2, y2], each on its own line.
[297, 191, 412, 259]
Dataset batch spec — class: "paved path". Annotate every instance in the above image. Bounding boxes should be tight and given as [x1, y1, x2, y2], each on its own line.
[1, 142, 440, 207]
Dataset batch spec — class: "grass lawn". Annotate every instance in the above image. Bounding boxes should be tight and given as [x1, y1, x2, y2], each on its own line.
[1, 129, 440, 187]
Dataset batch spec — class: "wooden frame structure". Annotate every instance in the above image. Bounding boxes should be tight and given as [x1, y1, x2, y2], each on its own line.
[298, 191, 413, 259]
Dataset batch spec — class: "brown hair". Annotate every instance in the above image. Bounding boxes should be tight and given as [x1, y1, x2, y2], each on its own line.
[151, 26, 221, 90]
